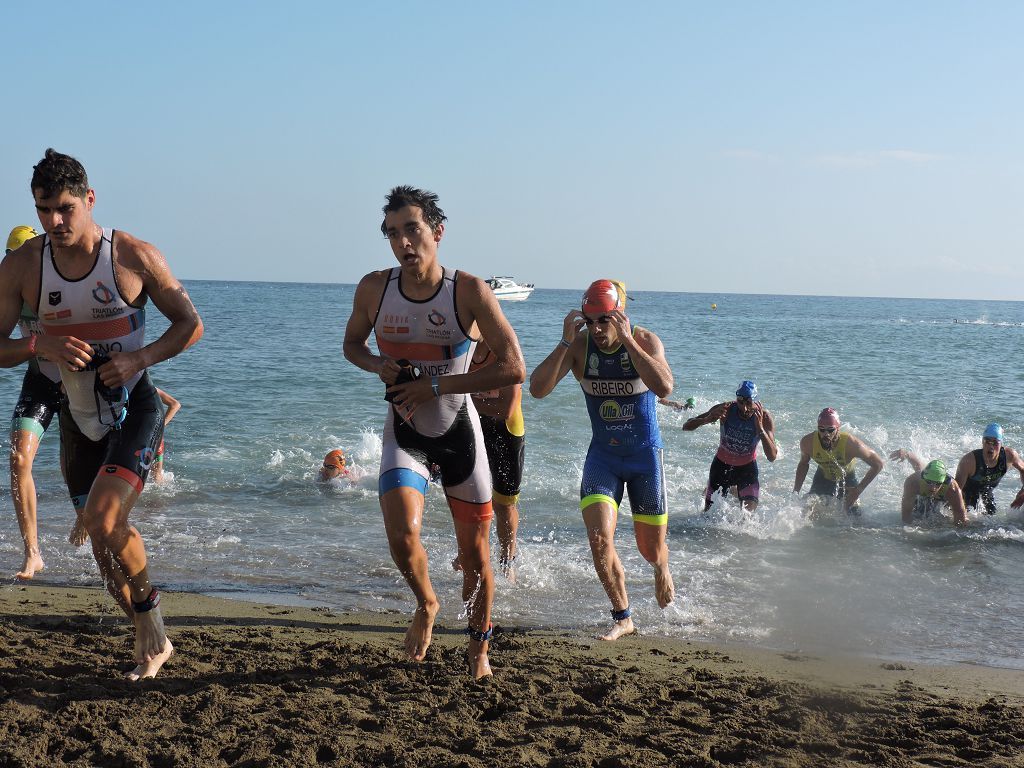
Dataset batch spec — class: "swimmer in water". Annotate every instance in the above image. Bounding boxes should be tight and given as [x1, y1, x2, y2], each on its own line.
[317, 449, 350, 483]
[683, 380, 777, 512]
[890, 450, 967, 526]
[793, 407, 884, 513]
[659, 396, 696, 411]
[953, 424, 1024, 514]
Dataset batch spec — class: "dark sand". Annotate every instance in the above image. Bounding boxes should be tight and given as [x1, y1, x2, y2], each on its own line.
[2, 584, 1024, 767]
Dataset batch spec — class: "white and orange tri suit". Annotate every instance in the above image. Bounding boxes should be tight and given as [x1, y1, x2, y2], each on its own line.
[373, 266, 492, 522]
[38, 228, 164, 509]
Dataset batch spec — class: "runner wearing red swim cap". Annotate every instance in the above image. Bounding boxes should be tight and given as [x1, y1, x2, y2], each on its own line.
[530, 278, 676, 642]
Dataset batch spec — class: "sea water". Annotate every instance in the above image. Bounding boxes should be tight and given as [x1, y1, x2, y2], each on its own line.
[2, 282, 1023, 669]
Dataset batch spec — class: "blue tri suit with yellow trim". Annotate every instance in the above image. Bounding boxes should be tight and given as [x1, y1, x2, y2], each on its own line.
[578, 331, 666, 526]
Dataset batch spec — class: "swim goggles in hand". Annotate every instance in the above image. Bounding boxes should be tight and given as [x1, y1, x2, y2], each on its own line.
[95, 380, 129, 429]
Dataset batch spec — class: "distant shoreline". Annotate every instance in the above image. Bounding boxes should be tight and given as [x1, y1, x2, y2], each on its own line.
[176, 278, 1024, 304]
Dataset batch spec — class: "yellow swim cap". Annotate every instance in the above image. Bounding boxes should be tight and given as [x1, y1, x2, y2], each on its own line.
[6, 225, 38, 252]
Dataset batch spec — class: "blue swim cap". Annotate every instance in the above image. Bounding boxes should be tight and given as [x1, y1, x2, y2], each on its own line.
[736, 380, 758, 400]
[983, 423, 1003, 441]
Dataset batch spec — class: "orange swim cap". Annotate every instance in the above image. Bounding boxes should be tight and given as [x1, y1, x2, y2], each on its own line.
[323, 450, 346, 468]
[582, 279, 626, 314]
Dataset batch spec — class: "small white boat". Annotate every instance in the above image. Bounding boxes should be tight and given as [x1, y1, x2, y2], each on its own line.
[487, 276, 535, 301]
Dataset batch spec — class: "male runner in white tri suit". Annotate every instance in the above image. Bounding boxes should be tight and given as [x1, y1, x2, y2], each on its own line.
[0, 149, 203, 680]
[344, 186, 525, 679]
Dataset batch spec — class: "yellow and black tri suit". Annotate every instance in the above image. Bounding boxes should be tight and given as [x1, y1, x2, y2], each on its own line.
[808, 432, 859, 498]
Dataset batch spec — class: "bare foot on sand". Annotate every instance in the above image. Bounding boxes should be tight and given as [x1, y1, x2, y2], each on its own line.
[468, 639, 492, 680]
[15, 549, 45, 580]
[68, 517, 88, 547]
[126, 638, 174, 681]
[132, 606, 170, 672]
[655, 565, 675, 608]
[600, 616, 635, 641]
[405, 602, 439, 661]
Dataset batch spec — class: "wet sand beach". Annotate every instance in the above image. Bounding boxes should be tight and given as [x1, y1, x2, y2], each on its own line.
[2, 584, 1024, 767]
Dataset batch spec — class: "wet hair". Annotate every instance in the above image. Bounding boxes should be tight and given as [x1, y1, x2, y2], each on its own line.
[380, 185, 447, 236]
[31, 148, 89, 199]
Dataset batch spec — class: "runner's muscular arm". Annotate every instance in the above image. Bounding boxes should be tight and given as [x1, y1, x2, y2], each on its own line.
[901, 476, 917, 524]
[156, 389, 181, 425]
[343, 271, 397, 381]
[618, 325, 673, 398]
[954, 451, 975, 492]
[529, 310, 586, 399]
[0, 249, 34, 367]
[793, 433, 813, 492]
[0, 244, 93, 369]
[891, 449, 927, 473]
[469, 342, 519, 420]
[682, 402, 730, 431]
[456, 276, 525, 394]
[758, 407, 779, 462]
[842, 435, 885, 510]
[848, 435, 885, 490]
[1005, 448, 1024, 509]
[100, 234, 203, 387]
[945, 480, 967, 526]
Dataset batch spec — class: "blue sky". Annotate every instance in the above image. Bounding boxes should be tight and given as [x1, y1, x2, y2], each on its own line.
[3, 2, 1020, 300]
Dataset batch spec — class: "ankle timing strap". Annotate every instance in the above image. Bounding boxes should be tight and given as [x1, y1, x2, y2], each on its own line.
[611, 606, 631, 622]
[132, 588, 160, 613]
[466, 624, 493, 642]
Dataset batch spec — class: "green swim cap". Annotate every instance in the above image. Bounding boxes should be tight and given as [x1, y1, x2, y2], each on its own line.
[922, 460, 947, 484]
[685, 397, 695, 407]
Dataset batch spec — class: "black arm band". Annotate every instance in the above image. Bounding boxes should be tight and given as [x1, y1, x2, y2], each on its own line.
[132, 588, 161, 613]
